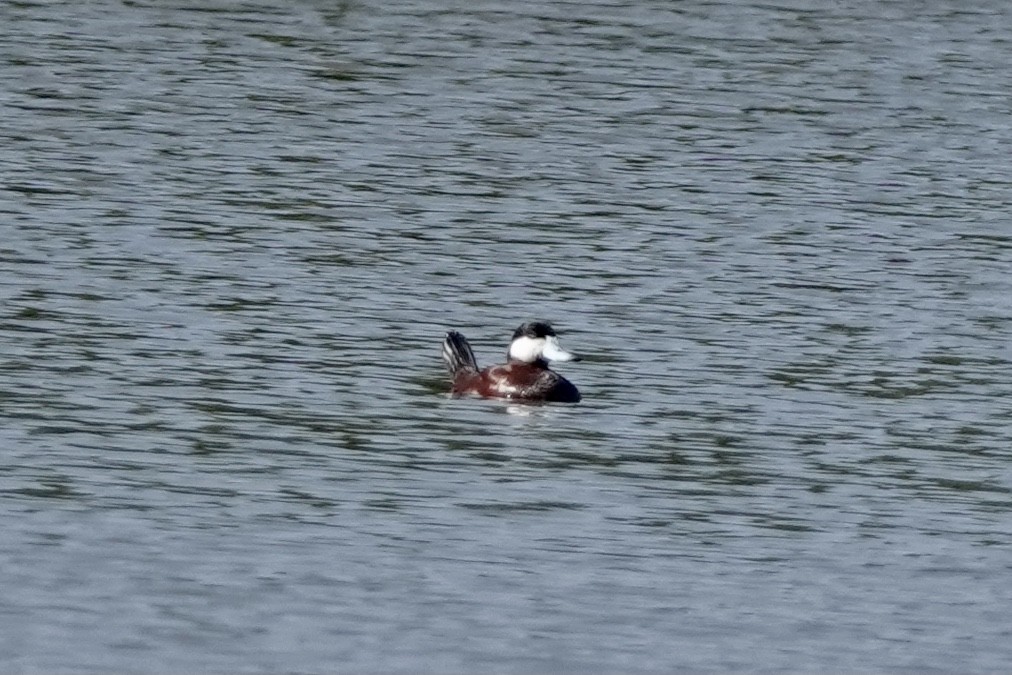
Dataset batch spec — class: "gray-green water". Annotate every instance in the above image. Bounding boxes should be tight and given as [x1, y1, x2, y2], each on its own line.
[3, 0, 1012, 672]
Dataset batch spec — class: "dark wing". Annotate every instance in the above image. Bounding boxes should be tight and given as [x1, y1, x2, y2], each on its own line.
[486, 363, 580, 402]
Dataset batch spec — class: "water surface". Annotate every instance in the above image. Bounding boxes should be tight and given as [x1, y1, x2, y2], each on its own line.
[3, 0, 1012, 672]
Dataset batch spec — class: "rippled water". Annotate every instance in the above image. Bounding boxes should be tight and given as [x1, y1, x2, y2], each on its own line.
[3, 0, 1012, 672]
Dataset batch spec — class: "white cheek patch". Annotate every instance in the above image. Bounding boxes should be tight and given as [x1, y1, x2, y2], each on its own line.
[508, 336, 545, 363]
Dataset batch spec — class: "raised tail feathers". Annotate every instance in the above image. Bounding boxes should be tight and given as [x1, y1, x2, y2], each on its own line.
[442, 331, 479, 374]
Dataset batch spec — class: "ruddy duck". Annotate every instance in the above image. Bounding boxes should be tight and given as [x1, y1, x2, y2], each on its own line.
[442, 322, 582, 403]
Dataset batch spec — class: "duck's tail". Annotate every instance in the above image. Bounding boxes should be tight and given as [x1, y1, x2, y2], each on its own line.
[442, 331, 479, 375]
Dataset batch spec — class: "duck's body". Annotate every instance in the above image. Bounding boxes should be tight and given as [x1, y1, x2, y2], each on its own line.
[442, 322, 581, 403]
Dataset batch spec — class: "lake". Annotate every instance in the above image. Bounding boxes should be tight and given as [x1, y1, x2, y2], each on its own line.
[2, 0, 1012, 672]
